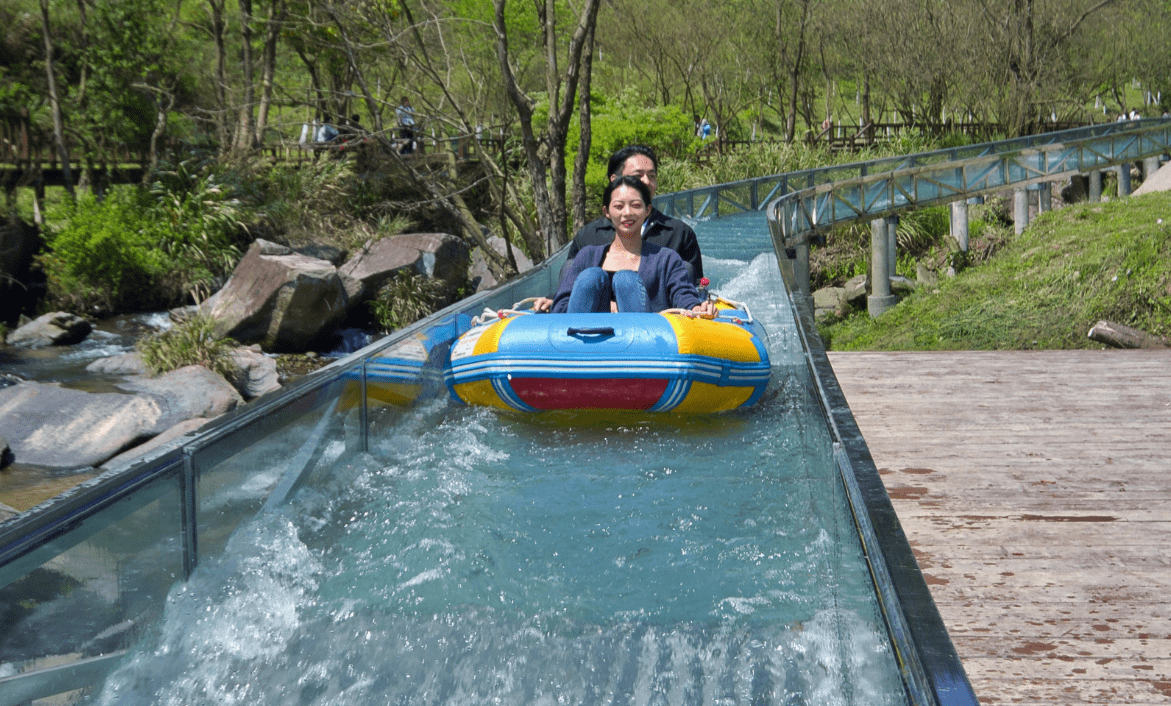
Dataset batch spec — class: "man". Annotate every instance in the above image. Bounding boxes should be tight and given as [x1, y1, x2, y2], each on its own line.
[396, 97, 416, 154]
[533, 145, 703, 312]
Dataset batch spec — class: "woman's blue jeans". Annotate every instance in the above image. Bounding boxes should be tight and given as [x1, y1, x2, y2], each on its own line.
[567, 268, 649, 313]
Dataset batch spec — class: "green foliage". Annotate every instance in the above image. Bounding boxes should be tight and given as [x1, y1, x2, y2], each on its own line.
[137, 311, 236, 379]
[39, 188, 170, 313]
[368, 270, 444, 333]
[40, 160, 251, 314]
[820, 192, 1171, 350]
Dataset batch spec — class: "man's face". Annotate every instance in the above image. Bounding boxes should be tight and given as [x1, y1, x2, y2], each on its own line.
[618, 154, 658, 198]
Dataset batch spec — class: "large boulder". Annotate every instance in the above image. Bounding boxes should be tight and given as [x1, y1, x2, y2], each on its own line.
[340, 233, 470, 301]
[116, 365, 243, 426]
[101, 417, 212, 470]
[7, 312, 92, 348]
[1133, 159, 1171, 197]
[0, 218, 44, 326]
[0, 367, 240, 469]
[202, 239, 360, 352]
[470, 235, 534, 291]
[226, 346, 281, 399]
[85, 351, 150, 376]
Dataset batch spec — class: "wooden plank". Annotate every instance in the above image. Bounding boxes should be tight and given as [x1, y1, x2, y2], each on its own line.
[827, 350, 1171, 706]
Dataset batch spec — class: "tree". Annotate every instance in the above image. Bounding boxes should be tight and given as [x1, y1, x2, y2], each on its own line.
[494, 0, 601, 251]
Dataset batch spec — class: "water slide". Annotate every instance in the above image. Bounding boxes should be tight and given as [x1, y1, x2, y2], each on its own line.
[2, 120, 1168, 705]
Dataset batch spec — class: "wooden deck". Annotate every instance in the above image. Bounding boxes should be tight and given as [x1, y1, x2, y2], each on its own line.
[827, 350, 1171, 705]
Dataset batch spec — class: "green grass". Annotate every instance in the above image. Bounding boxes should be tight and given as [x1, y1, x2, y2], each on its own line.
[137, 311, 237, 378]
[820, 191, 1171, 350]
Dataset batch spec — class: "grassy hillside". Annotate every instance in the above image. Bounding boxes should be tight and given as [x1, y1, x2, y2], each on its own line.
[820, 191, 1171, 350]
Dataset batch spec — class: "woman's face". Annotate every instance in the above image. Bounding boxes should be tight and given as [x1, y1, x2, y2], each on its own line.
[604, 185, 649, 237]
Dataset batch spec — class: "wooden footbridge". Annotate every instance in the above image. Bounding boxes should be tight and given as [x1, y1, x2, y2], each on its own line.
[829, 349, 1171, 705]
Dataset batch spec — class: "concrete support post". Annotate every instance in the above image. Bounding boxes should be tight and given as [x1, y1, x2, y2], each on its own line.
[868, 218, 897, 317]
[886, 216, 898, 280]
[1089, 170, 1102, 202]
[1144, 156, 1161, 183]
[792, 241, 811, 297]
[1013, 188, 1029, 235]
[1118, 164, 1132, 197]
[950, 200, 969, 252]
[1037, 182, 1052, 214]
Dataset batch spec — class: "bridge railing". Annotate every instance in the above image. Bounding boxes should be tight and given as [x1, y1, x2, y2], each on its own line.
[769, 118, 1171, 247]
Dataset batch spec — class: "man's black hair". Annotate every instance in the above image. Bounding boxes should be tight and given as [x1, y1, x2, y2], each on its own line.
[606, 145, 658, 179]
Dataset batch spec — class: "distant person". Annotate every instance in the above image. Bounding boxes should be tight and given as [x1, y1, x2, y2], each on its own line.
[316, 116, 339, 143]
[396, 97, 417, 154]
[698, 118, 712, 140]
[821, 116, 832, 132]
[533, 145, 704, 312]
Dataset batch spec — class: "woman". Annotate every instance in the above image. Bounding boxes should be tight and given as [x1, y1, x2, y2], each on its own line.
[551, 176, 715, 316]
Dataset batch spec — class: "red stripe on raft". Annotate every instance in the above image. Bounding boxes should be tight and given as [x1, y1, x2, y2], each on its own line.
[510, 378, 669, 410]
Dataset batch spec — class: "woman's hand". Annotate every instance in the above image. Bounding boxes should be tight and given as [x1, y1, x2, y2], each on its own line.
[691, 299, 716, 318]
[533, 297, 553, 313]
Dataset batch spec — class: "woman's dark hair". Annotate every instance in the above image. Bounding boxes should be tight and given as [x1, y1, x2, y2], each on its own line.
[602, 175, 652, 209]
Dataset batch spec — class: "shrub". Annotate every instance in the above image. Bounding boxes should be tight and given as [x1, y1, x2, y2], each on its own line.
[40, 188, 170, 313]
[137, 311, 236, 379]
[368, 270, 444, 333]
[40, 161, 251, 315]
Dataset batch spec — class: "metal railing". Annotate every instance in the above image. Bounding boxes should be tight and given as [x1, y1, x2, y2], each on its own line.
[655, 118, 1171, 222]
[769, 118, 1171, 251]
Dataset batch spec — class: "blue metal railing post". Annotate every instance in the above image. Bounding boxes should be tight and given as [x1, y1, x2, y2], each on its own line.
[180, 448, 198, 580]
[360, 360, 369, 454]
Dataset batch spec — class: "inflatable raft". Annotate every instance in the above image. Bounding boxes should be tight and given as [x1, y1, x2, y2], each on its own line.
[445, 300, 770, 413]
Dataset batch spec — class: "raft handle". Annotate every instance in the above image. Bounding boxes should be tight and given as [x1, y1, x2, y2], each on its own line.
[567, 326, 615, 336]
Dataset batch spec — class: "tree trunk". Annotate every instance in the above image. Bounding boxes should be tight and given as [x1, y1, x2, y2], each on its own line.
[570, 21, 595, 234]
[39, 0, 74, 198]
[207, 0, 230, 153]
[234, 0, 256, 153]
[254, 0, 284, 147]
[493, 0, 600, 256]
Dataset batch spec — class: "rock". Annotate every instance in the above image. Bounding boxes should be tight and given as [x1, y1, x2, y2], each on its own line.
[812, 286, 847, 320]
[0, 434, 12, 469]
[0, 366, 242, 470]
[1133, 160, 1171, 197]
[86, 351, 150, 376]
[101, 417, 212, 470]
[227, 346, 282, 399]
[117, 365, 243, 429]
[470, 236, 534, 291]
[201, 239, 357, 352]
[0, 218, 44, 326]
[0, 500, 17, 523]
[7, 312, 92, 348]
[843, 275, 868, 307]
[1088, 320, 1168, 349]
[340, 233, 470, 301]
[890, 275, 916, 294]
[916, 263, 939, 287]
[0, 382, 173, 469]
[295, 243, 348, 266]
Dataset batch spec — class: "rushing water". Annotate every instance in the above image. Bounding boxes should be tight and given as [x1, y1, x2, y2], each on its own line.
[87, 253, 907, 705]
